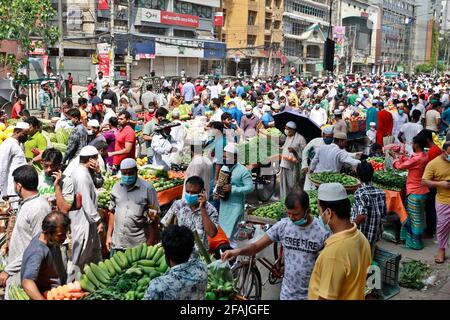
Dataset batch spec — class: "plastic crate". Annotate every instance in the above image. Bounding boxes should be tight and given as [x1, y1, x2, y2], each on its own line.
[373, 247, 402, 300]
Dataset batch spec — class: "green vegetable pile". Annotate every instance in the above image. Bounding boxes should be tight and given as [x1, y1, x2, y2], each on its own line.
[373, 169, 407, 191]
[250, 201, 285, 220]
[98, 191, 111, 210]
[307, 190, 354, 217]
[237, 136, 279, 165]
[310, 172, 360, 187]
[205, 263, 237, 300]
[151, 178, 184, 192]
[266, 128, 283, 137]
[80, 243, 169, 300]
[8, 285, 30, 300]
[399, 260, 430, 290]
[367, 157, 385, 163]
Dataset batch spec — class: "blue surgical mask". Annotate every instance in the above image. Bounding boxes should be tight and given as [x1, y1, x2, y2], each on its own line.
[323, 137, 334, 145]
[184, 192, 199, 205]
[292, 216, 307, 226]
[121, 175, 136, 186]
[398, 109, 404, 115]
[319, 210, 331, 232]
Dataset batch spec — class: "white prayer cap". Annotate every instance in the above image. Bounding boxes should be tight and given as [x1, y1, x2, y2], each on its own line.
[15, 122, 30, 130]
[103, 99, 112, 105]
[87, 119, 100, 128]
[224, 144, 238, 154]
[245, 104, 253, 111]
[322, 126, 334, 135]
[102, 80, 110, 88]
[194, 95, 200, 100]
[172, 108, 180, 117]
[318, 183, 348, 201]
[286, 121, 297, 129]
[369, 122, 376, 127]
[120, 158, 137, 170]
[271, 103, 281, 110]
[79, 145, 99, 157]
[87, 77, 92, 81]
[262, 105, 271, 112]
[40, 80, 48, 86]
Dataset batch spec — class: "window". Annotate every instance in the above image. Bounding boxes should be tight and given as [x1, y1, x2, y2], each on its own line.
[290, 2, 327, 20]
[264, 35, 271, 49]
[137, 0, 167, 10]
[222, 33, 226, 42]
[266, 0, 271, 7]
[173, 29, 196, 38]
[248, 11, 257, 25]
[292, 21, 307, 35]
[173, 1, 212, 19]
[137, 25, 167, 35]
[223, 9, 226, 25]
[247, 35, 257, 47]
[265, 19, 272, 30]
[275, 0, 281, 8]
[284, 39, 302, 56]
[274, 20, 281, 29]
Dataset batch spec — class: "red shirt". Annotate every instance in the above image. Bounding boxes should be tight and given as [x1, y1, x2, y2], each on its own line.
[113, 125, 136, 166]
[11, 102, 23, 119]
[428, 145, 443, 161]
[376, 109, 394, 146]
[87, 83, 95, 96]
[393, 152, 429, 195]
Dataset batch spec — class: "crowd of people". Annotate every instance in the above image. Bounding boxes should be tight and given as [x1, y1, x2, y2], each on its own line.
[0, 70, 450, 300]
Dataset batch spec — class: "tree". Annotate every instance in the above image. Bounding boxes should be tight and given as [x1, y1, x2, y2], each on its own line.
[0, 0, 59, 73]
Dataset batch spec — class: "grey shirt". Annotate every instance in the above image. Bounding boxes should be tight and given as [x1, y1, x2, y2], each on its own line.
[20, 235, 67, 293]
[266, 217, 329, 300]
[5, 195, 51, 275]
[141, 91, 157, 109]
[109, 178, 159, 250]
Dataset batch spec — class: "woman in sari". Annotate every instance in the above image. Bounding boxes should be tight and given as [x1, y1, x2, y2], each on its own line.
[392, 134, 430, 249]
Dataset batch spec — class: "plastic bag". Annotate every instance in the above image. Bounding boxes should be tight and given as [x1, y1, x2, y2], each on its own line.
[207, 259, 234, 284]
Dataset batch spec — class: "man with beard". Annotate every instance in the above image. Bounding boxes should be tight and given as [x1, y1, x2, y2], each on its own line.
[62, 109, 88, 171]
[87, 119, 107, 146]
[0, 122, 29, 200]
[101, 81, 118, 112]
[143, 108, 168, 164]
[68, 146, 104, 281]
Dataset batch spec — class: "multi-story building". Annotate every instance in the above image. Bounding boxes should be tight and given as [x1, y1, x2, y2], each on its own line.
[441, 0, 450, 33]
[220, 0, 284, 77]
[379, 0, 415, 73]
[31, 0, 226, 82]
[283, 0, 330, 76]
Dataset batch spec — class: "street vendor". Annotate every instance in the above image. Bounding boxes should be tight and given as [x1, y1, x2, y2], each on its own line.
[222, 191, 329, 300]
[24, 116, 47, 166]
[151, 120, 179, 170]
[144, 225, 208, 300]
[21, 212, 70, 300]
[184, 140, 213, 199]
[106, 158, 160, 255]
[162, 176, 218, 252]
[280, 121, 306, 199]
[214, 144, 254, 244]
[143, 108, 169, 165]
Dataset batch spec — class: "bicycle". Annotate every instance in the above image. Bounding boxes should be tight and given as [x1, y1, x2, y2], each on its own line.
[250, 158, 280, 202]
[230, 222, 284, 300]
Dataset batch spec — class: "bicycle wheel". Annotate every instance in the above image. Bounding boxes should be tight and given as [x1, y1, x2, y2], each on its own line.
[232, 261, 262, 300]
[256, 174, 276, 202]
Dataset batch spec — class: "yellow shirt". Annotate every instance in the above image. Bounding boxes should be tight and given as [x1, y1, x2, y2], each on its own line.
[308, 223, 371, 300]
[423, 155, 450, 205]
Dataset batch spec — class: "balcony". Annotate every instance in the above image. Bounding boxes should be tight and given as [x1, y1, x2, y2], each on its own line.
[247, 25, 260, 35]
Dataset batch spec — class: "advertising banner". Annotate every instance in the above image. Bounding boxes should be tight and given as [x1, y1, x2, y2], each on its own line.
[160, 11, 199, 28]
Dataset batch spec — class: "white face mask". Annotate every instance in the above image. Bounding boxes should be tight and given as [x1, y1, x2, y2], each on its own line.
[246, 111, 252, 116]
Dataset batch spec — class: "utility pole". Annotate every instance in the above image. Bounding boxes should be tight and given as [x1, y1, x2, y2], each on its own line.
[57, 0, 64, 78]
[127, 0, 132, 83]
[110, 0, 115, 84]
[349, 25, 357, 74]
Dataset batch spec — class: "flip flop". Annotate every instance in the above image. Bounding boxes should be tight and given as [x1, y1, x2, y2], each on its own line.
[434, 258, 446, 264]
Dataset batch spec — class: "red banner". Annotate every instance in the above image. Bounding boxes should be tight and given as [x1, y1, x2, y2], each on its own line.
[98, 0, 108, 10]
[98, 53, 110, 77]
[214, 13, 223, 27]
[160, 11, 199, 28]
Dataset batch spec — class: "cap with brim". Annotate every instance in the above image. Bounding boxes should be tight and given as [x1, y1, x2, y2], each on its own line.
[286, 121, 296, 129]
[318, 183, 348, 201]
[16, 122, 30, 130]
[120, 158, 137, 170]
[80, 145, 99, 157]
[224, 144, 238, 154]
[87, 119, 100, 127]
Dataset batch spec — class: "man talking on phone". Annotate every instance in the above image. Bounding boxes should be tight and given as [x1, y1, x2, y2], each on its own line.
[162, 176, 218, 253]
[106, 158, 160, 256]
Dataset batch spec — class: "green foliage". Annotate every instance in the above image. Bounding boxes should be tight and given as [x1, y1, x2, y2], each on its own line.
[415, 63, 434, 74]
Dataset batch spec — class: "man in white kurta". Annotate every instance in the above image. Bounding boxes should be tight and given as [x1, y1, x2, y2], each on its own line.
[169, 110, 187, 165]
[280, 122, 306, 199]
[0, 122, 29, 201]
[68, 146, 103, 281]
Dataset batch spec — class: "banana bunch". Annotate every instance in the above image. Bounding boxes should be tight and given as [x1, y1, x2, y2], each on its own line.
[432, 133, 444, 148]
[136, 157, 148, 167]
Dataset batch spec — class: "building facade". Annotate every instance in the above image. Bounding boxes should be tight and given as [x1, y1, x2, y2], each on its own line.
[220, 0, 284, 77]
[31, 0, 226, 83]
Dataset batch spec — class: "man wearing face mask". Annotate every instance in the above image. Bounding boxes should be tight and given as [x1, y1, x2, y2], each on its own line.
[308, 183, 371, 300]
[280, 122, 306, 199]
[310, 132, 361, 174]
[260, 104, 275, 129]
[151, 121, 179, 170]
[392, 104, 409, 144]
[309, 103, 327, 127]
[20, 212, 70, 300]
[0, 165, 51, 298]
[61, 109, 88, 176]
[101, 99, 117, 126]
[143, 108, 169, 165]
[222, 191, 329, 300]
[192, 95, 205, 117]
[106, 158, 160, 254]
[67, 146, 103, 281]
[240, 105, 259, 140]
[55, 98, 74, 131]
[214, 144, 254, 244]
[86, 119, 106, 147]
[0, 122, 29, 200]
[162, 176, 218, 252]
[332, 109, 347, 136]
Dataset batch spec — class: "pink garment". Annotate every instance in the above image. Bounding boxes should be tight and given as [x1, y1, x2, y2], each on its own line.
[393, 152, 429, 195]
[436, 201, 450, 250]
[103, 128, 118, 166]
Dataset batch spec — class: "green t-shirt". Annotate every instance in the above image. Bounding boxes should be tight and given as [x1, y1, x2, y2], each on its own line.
[24, 131, 47, 159]
[347, 94, 359, 106]
[38, 173, 74, 209]
[143, 119, 158, 157]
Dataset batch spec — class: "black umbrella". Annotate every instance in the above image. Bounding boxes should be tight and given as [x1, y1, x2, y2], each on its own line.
[273, 110, 322, 143]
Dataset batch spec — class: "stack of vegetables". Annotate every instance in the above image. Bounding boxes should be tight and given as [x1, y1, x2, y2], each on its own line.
[249, 201, 285, 220]
[98, 175, 119, 209]
[310, 172, 360, 187]
[0, 123, 15, 145]
[237, 136, 279, 165]
[44, 281, 88, 300]
[367, 157, 385, 171]
[306, 190, 355, 217]
[399, 260, 430, 290]
[265, 128, 283, 137]
[8, 285, 30, 300]
[205, 263, 237, 300]
[373, 169, 407, 192]
[80, 243, 169, 300]
[41, 128, 72, 154]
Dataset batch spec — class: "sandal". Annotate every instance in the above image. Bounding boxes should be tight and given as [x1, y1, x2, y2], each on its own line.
[434, 258, 446, 264]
